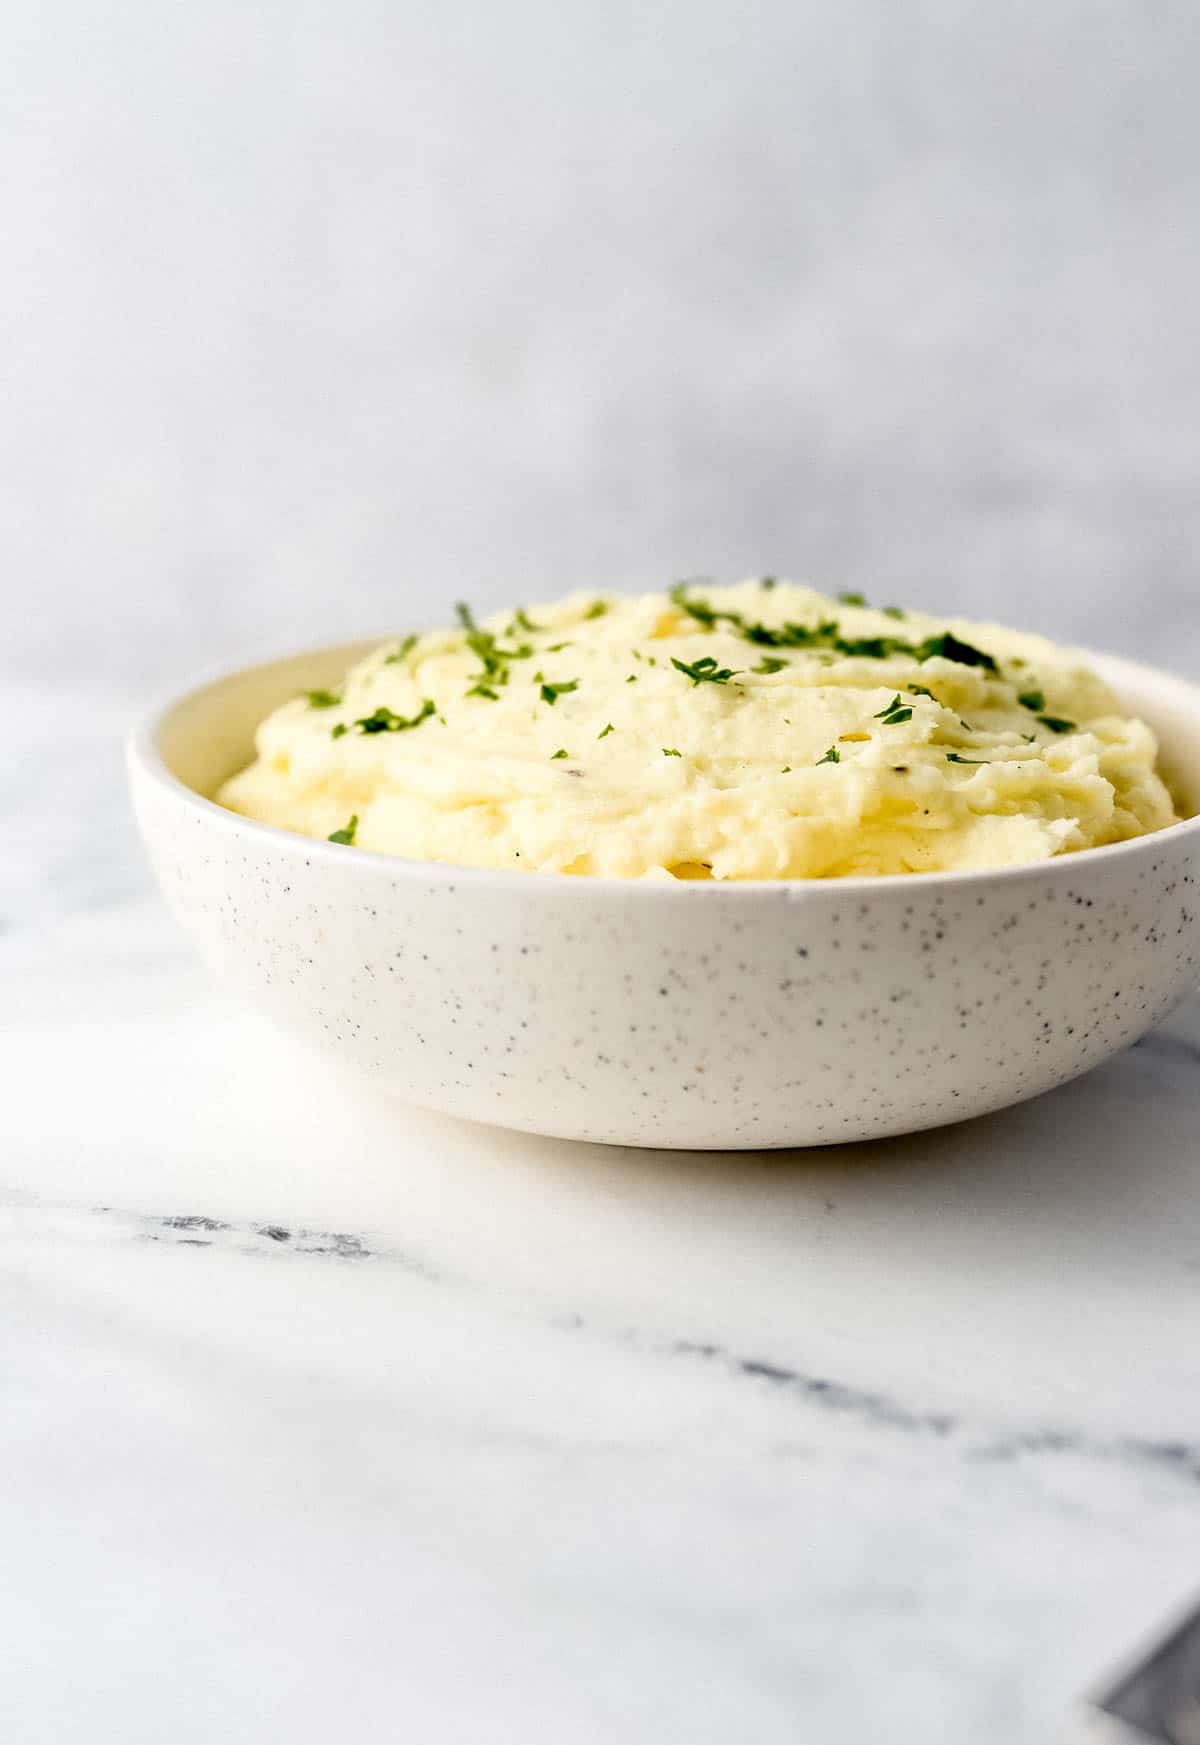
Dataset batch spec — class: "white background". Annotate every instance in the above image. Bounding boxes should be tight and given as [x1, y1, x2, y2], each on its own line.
[5, 0, 1200, 688]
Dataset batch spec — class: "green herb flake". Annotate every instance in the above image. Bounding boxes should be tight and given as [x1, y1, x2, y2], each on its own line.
[597, 722, 615, 739]
[874, 694, 913, 726]
[882, 605, 907, 620]
[780, 765, 791, 773]
[551, 748, 569, 760]
[918, 631, 998, 672]
[817, 745, 840, 765]
[305, 688, 342, 709]
[908, 684, 939, 701]
[671, 654, 739, 687]
[662, 746, 682, 758]
[457, 600, 533, 695]
[352, 699, 436, 735]
[760, 575, 777, 590]
[626, 674, 637, 683]
[584, 600, 609, 619]
[753, 657, 787, 674]
[327, 814, 358, 845]
[540, 679, 579, 706]
[331, 722, 348, 739]
[838, 590, 868, 607]
[508, 608, 541, 635]
[1038, 714, 1076, 734]
[384, 634, 418, 665]
[946, 752, 985, 765]
[1018, 689, 1046, 713]
[546, 641, 572, 653]
[669, 582, 721, 629]
[666, 595, 999, 672]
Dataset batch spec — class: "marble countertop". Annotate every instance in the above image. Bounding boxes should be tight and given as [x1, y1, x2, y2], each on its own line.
[5, 684, 1200, 1744]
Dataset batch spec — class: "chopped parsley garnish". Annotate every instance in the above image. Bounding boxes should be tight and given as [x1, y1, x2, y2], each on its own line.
[668, 581, 740, 632]
[584, 600, 608, 619]
[331, 723, 348, 739]
[669, 581, 715, 626]
[351, 699, 436, 735]
[1038, 714, 1076, 734]
[671, 654, 739, 686]
[946, 752, 985, 764]
[507, 608, 541, 635]
[874, 695, 913, 725]
[838, 590, 868, 606]
[540, 679, 579, 706]
[546, 641, 572, 652]
[626, 674, 637, 683]
[883, 605, 906, 620]
[760, 575, 777, 590]
[384, 634, 418, 665]
[669, 586, 1000, 673]
[833, 636, 898, 659]
[597, 722, 615, 739]
[551, 748, 569, 759]
[908, 684, 938, 701]
[305, 688, 341, 708]
[1017, 689, 1045, 712]
[456, 600, 533, 697]
[917, 631, 997, 671]
[662, 746, 682, 757]
[753, 657, 787, 674]
[817, 745, 840, 765]
[328, 814, 358, 845]
[751, 617, 841, 650]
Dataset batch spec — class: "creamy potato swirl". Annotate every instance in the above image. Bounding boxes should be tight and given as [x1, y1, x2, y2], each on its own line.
[218, 581, 1178, 878]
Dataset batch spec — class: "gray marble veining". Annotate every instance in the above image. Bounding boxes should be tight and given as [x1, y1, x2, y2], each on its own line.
[4, 722, 1200, 1739]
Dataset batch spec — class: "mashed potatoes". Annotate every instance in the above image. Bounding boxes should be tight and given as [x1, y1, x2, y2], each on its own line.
[218, 581, 1178, 879]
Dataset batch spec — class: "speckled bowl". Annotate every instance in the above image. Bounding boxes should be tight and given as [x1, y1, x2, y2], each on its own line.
[128, 642, 1200, 1149]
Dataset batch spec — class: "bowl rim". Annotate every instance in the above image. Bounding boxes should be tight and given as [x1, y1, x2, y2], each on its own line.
[127, 637, 1200, 899]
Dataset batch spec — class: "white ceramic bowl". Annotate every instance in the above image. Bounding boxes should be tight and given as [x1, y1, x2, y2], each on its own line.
[129, 642, 1200, 1149]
